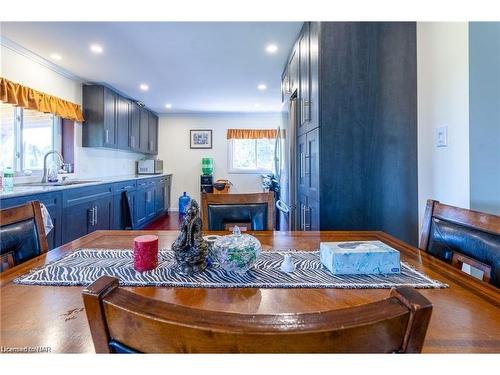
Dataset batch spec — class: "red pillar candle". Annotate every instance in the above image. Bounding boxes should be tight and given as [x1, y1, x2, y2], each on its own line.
[133, 235, 159, 272]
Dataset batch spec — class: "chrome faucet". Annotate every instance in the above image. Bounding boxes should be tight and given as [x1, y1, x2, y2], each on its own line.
[41, 151, 64, 183]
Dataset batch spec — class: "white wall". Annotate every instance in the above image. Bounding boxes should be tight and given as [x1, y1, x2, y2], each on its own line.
[158, 113, 281, 209]
[1, 44, 142, 179]
[417, 22, 470, 227]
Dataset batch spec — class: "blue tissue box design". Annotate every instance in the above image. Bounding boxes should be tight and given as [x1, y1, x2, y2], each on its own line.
[320, 241, 401, 275]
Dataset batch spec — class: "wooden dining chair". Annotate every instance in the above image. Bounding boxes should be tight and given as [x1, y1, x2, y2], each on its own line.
[82, 276, 433, 353]
[0, 200, 49, 272]
[200, 192, 274, 231]
[419, 199, 500, 287]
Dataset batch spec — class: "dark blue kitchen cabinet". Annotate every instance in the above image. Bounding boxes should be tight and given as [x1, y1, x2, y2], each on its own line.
[112, 180, 137, 229]
[155, 177, 167, 214]
[62, 184, 113, 243]
[0, 175, 171, 248]
[0, 192, 63, 250]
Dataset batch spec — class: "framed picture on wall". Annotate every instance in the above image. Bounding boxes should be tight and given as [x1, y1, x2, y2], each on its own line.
[190, 129, 213, 149]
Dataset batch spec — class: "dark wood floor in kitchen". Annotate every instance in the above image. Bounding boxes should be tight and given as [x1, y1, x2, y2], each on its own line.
[144, 212, 181, 230]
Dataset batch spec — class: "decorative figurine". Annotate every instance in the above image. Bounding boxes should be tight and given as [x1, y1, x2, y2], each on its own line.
[171, 199, 208, 275]
[280, 253, 295, 273]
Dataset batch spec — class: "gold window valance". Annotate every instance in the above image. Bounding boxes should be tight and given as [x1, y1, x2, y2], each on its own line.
[0, 77, 84, 122]
[227, 128, 281, 139]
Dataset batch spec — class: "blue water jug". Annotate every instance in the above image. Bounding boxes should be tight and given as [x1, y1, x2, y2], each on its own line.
[178, 192, 191, 215]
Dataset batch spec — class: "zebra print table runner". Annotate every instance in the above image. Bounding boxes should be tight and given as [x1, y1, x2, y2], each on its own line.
[14, 249, 447, 289]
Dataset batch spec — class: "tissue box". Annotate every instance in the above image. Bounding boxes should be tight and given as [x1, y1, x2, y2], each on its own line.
[320, 241, 400, 275]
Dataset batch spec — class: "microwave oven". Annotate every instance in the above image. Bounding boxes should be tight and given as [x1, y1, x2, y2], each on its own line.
[137, 159, 164, 175]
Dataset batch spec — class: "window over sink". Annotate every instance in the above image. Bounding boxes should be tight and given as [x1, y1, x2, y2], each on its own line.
[0, 102, 62, 175]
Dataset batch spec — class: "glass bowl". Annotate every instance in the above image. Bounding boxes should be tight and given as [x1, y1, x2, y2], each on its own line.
[212, 226, 261, 273]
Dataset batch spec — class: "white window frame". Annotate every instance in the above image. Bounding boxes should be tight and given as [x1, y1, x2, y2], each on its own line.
[227, 138, 275, 175]
[3, 105, 62, 176]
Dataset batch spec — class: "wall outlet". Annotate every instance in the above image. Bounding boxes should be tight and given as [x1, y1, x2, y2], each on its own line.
[436, 126, 448, 147]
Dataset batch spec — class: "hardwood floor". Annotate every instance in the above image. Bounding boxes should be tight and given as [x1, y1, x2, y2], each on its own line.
[144, 212, 181, 230]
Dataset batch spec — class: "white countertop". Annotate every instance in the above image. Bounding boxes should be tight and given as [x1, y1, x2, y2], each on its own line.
[0, 174, 172, 199]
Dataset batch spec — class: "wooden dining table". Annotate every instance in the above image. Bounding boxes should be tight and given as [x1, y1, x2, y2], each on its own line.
[1, 230, 499, 353]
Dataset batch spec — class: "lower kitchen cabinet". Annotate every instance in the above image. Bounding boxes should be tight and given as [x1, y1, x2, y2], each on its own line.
[0, 175, 172, 249]
[297, 193, 319, 231]
[62, 195, 113, 243]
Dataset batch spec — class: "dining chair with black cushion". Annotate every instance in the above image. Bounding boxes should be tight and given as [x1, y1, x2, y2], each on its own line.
[0, 200, 49, 272]
[200, 192, 274, 231]
[420, 199, 500, 287]
[83, 275, 433, 353]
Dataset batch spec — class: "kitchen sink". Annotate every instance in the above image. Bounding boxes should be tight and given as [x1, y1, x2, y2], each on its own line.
[17, 180, 99, 187]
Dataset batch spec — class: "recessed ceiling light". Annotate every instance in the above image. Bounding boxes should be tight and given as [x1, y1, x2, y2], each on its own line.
[90, 44, 103, 54]
[266, 44, 278, 53]
[165, 103, 172, 109]
[50, 53, 62, 61]
[257, 84, 267, 91]
[140, 84, 149, 91]
[254, 104, 261, 108]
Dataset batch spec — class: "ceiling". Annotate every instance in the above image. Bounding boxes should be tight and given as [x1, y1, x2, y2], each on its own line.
[0, 22, 302, 113]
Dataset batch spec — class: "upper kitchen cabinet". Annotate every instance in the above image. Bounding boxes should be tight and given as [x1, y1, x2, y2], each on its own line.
[139, 107, 149, 153]
[129, 102, 141, 152]
[116, 96, 131, 149]
[288, 43, 299, 95]
[148, 111, 159, 154]
[296, 22, 319, 136]
[82, 84, 158, 154]
[83, 85, 117, 148]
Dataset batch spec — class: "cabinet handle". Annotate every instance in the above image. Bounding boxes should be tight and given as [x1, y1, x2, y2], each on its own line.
[303, 99, 311, 122]
[301, 204, 305, 231]
[304, 153, 311, 176]
[105, 129, 109, 143]
[304, 206, 311, 231]
[88, 208, 94, 226]
[94, 206, 98, 226]
[300, 152, 305, 179]
[130, 135, 135, 148]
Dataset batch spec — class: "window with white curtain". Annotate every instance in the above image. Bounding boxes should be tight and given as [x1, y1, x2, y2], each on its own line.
[0, 102, 61, 174]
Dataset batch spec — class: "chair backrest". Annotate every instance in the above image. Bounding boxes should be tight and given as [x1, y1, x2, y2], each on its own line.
[201, 192, 274, 231]
[419, 199, 500, 287]
[0, 200, 49, 272]
[82, 276, 433, 353]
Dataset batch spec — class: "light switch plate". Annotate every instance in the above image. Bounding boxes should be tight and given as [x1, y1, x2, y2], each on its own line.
[436, 126, 448, 147]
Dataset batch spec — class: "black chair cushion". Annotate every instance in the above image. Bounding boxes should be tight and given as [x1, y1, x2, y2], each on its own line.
[427, 217, 500, 287]
[207, 203, 268, 231]
[0, 218, 42, 266]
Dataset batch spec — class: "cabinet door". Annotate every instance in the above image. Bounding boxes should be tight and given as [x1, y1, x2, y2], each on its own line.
[297, 133, 307, 196]
[103, 88, 116, 147]
[145, 187, 156, 220]
[306, 127, 320, 201]
[135, 188, 148, 227]
[288, 46, 299, 95]
[62, 202, 93, 244]
[148, 112, 158, 154]
[307, 198, 320, 231]
[297, 193, 308, 231]
[139, 108, 149, 153]
[116, 96, 130, 149]
[155, 180, 166, 214]
[91, 196, 113, 232]
[129, 102, 141, 151]
[298, 23, 311, 135]
[309, 22, 319, 129]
